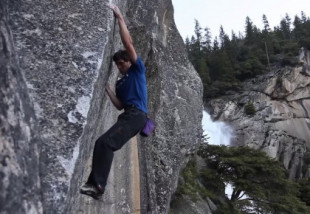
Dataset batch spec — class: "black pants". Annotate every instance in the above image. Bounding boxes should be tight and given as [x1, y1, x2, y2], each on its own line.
[86, 106, 147, 189]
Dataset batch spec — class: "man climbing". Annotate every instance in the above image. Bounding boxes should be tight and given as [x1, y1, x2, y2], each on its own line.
[79, 3, 148, 200]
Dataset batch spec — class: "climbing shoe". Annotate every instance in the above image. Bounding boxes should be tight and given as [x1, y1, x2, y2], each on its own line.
[79, 183, 103, 200]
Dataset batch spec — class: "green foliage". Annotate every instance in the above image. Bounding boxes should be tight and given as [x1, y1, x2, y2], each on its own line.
[185, 12, 310, 99]
[298, 179, 310, 206]
[303, 152, 310, 165]
[302, 152, 310, 176]
[244, 102, 256, 116]
[195, 145, 310, 214]
[175, 159, 213, 202]
[302, 165, 308, 176]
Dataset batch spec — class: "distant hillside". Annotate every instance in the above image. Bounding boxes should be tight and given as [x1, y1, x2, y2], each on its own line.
[185, 12, 310, 99]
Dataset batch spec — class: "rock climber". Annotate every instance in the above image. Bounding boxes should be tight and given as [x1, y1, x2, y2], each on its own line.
[80, 3, 148, 200]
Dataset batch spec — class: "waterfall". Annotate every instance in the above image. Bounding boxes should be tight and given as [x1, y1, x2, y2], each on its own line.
[202, 110, 235, 198]
[202, 111, 234, 145]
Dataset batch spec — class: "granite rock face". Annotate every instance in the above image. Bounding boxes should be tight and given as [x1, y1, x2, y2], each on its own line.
[0, 1, 42, 213]
[207, 49, 310, 179]
[2, 0, 203, 214]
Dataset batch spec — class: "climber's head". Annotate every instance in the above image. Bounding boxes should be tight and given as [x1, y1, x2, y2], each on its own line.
[113, 50, 132, 75]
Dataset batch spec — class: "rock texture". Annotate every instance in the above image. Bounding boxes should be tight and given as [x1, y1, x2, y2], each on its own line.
[170, 195, 215, 214]
[0, 1, 42, 213]
[207, 49, 310, 179]
[1, 0, 203, 214]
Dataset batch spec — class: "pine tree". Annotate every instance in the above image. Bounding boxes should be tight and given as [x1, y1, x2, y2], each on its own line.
[213, 36, 219, 51]
[219, 25, 225, 48]
[231, 31, 237, 42]
[245, 16, 254, 42]
[262, 14, 271, 33]
[198, 58, 211, 99]
[301, 11, 307, 23]
[280, 17, 291, 40]
[185, 37, 191, 53]
[202, 27, 212, 53]
[293, 15, 303, 39]
[194, 19, 202, 48]
[285, 13, 292, 39]
[197, 145, 310, 214]
[219, 26, 230, 49]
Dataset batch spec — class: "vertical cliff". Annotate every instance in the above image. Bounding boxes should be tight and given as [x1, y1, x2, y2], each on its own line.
[0, 1, 42, 213]
[207, 49, 310, 179]
[1, 0, 203, 214]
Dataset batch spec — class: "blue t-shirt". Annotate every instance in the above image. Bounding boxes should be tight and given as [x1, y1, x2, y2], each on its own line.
[116, 56, 148, 113]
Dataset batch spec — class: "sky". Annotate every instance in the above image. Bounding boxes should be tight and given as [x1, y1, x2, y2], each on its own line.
[172, 0, 310, 41]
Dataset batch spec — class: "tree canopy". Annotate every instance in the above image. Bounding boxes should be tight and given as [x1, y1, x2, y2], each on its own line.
[175, 145, 310, 214]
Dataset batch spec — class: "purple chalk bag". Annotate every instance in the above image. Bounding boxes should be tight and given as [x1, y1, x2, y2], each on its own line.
[140, 118, 155, 137]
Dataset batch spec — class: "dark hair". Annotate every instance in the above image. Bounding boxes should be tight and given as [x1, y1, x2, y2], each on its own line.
[113, 50, 130, 62]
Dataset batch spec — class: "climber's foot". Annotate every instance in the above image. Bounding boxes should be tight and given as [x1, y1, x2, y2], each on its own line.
[80, 183, 104, 200]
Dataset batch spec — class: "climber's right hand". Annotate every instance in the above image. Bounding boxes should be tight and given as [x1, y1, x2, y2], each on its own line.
[106, 3, 122, 19]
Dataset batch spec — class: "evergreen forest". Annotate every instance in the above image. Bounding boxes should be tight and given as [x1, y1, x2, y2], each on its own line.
[184, 12, 310, 99]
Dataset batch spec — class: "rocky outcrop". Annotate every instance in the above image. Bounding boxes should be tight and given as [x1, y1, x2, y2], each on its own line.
[207, 49, 310, 179]
[1, 0, 203, 214]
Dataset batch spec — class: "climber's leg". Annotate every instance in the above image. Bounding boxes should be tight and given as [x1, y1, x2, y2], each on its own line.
[80, 106, 146, 199]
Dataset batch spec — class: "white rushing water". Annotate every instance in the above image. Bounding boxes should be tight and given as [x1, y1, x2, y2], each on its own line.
[202, 110, 235, 198]
[202, 111, 234, 145]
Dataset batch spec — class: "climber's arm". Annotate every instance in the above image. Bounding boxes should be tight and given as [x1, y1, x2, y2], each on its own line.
[105, 84, 123, 110]
[107, 4, 137, 63]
